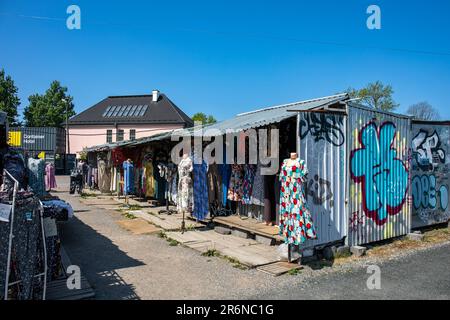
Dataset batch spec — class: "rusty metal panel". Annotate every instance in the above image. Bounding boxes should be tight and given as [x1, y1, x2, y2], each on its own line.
[411, 121, 450, 227]
[348, 104, 411, 246]
[298, 112, 347, 247]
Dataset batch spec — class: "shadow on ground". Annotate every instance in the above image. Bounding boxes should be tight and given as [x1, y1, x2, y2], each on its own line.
[59, 216, 143, 300]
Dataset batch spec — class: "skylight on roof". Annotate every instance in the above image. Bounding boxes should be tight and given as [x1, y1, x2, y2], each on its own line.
[102, 104, 150, 118]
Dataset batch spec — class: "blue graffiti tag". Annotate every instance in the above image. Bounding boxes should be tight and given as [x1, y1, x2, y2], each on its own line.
[412, 174, 449, 211]
[350, 122, 408, 225]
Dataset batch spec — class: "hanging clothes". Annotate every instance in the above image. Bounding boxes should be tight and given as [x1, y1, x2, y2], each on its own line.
[278, 158, 317, 245]
[98, 160, 111, 193]
[242, 164, 256, 204]
[177, 156, 193, 213]
[227, 164, 244, 202]
[251, 163, 265, 207]
[207, 164, 222, 205]
[154, 161, 166, 202]
[219, 164, 231, 206]
[122, 160, 135, 195]
[27, 158, 46, 197]
[144, 159, 155, 198]
[193, 160, 209, 220]
[45, 162, 57, 191]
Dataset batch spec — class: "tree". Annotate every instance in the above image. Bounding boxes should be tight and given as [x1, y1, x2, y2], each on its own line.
[24, 81, 76, 127]
[407, 101, 440, 120]
[0, 69, 21, 126]
[347, 81, 399, 112]
[192, 112, 217, 125]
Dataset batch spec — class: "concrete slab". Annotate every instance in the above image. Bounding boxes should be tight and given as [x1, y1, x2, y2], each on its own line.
[116, 218, 161, 235]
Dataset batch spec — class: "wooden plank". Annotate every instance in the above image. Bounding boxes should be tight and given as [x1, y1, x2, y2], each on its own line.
[257, 262, 302, 276]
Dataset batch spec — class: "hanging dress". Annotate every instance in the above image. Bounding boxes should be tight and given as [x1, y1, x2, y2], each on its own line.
[27, 158, 46, 197]
[122, 161, 134, 195]
[278, 158, 317, 245]
[177, 157, 193, 213]
[193, 160, 209, 220]
[227, 164, 244, 202]
[144, 160, 155, 198]
[242, 164, 256, 204]
[251, 163, 265, 206]
[45, 163, 57, 191]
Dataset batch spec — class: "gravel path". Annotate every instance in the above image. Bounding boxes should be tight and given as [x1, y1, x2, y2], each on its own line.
[55, 176, 450, 300]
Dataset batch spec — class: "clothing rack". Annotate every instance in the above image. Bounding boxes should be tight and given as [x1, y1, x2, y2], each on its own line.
[3, 169, 47, 300]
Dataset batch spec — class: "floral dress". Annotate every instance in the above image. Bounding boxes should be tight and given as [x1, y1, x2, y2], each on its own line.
[279, 158, 317, 245]
[227, 164, 244, 201]
[177, 157, 194, 213]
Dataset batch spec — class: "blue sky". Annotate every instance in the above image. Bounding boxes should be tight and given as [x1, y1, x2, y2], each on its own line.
[1, 0, 450, 121]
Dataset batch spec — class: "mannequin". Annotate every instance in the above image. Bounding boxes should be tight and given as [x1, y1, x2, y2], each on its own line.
[177, 153, 193, 233]
[278, 151, 317, 262]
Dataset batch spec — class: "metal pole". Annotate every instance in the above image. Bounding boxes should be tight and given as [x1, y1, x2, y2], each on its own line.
[38, 201, 47, 300]
[3, 170, 18, 300]
[65, 100, 70, 155]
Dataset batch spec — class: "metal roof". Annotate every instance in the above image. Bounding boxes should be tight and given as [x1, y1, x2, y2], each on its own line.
[84, 93, 349, 152]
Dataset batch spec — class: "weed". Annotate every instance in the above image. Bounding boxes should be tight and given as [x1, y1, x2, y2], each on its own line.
[157, 231, 167, 239]
[202, 249, 219, 257]
[287, 268, 301, 276]
[167, 238, 179, 246]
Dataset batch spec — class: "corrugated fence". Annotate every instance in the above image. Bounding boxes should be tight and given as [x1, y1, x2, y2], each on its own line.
[347, 104, 412, 246]
[411, 121, 450, 228]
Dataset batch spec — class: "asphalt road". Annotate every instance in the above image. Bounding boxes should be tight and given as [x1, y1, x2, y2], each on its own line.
[55, 176, 450, 300]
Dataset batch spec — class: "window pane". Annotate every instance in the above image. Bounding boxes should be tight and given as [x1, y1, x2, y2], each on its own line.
[129, 105, 137, 117]
[106, 106, 116, 117]
[106, 129, 112, 143]
[102, 106, 112, 117]
[130, 129, 136, 140]
[112, 106, 121, 117]
[116, 129, 124, 141]
[139, 105, 148, 117]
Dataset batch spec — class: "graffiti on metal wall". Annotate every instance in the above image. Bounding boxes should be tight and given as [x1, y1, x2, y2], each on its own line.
[411, 125, 450, 226]
[299, 113, 346, 245]
[299, 113, 345, 147]
[306, 174, 334, 207]
[350, 122, 409, 226]
[412, 130, 446, 171]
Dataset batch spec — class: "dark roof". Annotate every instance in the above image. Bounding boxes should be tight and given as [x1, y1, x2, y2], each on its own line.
[69, 93, 193, 126]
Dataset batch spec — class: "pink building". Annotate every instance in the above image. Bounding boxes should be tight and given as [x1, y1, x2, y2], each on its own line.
[68, 90, 193, 155]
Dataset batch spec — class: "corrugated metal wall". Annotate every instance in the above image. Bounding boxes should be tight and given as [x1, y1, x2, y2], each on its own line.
[298, 112, 347, 247]
[411, 121, 450, 227]
[348, 105, 411, 246]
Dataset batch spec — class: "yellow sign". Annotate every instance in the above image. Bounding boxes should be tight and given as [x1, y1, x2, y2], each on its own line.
[8, 131, 22, 147]
[38, 151, 46, 159]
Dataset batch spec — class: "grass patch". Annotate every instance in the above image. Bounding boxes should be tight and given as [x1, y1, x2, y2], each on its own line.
[202, 249, 220, 257]
[157, 231, 167, 239]
[287, 268, 301, 276]
[167, 238, 180, 246]
[122, 212, 136, 220]
[80, 192, 97, 198]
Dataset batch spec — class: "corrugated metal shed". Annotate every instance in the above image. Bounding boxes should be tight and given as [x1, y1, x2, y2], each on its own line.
[347, 103, 412, 246]
[298, 111, 348, 247]
[411, 120, 450, 228]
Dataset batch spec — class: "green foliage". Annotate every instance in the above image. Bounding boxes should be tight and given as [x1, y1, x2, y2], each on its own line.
[24, 80, 76, 127]
[192, 112, 217, 125]
[347, 81, 398, 111]
[0, 69, 21, 126]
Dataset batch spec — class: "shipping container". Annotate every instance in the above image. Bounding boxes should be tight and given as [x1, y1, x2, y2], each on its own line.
[8, 127, 66, 153]
[411, 120, 450, 228]
[298, 111, 348, 247]
[347, 103, 412, 246]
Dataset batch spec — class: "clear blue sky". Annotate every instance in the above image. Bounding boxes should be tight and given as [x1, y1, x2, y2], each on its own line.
[1, 0, 450, 121]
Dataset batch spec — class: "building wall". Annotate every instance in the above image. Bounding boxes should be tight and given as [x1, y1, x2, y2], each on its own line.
[411, 122, 450, 227]
[298, 112, 348, 247]
[68, 123, 184, 155]
[348, 105, 412, 246]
